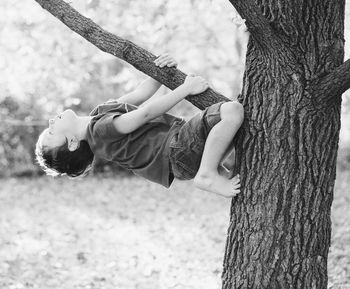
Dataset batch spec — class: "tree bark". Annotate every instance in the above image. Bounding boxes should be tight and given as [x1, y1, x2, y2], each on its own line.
[33, 0, 229, 110]
[222, 1, 346, 288]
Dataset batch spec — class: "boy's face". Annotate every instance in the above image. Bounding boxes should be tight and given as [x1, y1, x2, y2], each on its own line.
[41, 109, 78, 148]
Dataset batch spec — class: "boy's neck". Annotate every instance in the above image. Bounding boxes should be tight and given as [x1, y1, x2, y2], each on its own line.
[76, 116, 93, 141]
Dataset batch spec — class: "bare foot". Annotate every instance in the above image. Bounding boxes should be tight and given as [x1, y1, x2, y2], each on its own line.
[194, 172, 241, 198]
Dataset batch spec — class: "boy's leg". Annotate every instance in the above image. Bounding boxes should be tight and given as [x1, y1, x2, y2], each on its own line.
[194, 101, 244, 197]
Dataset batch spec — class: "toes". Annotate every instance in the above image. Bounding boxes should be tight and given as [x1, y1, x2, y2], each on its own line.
[233, 183, 240, 189]
[232, 179, 240, 185]
[232, 189, 240, 196]
[232, 174, 240, 181]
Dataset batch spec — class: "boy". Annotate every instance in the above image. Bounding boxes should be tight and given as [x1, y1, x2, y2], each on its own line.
[36, 54, 244, 197]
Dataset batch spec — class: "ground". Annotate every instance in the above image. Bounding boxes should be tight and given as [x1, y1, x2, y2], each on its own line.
[0, 171, 349, 289]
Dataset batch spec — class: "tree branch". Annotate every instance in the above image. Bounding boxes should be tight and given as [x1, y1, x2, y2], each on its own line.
[34, 0, 229, 110]
[312, 59, 350, 102]
[228, 0, 301, 73]
[229, 0, 272, 48]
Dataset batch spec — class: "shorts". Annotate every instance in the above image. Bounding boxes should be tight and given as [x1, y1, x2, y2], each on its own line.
[169, 101, 225, 180]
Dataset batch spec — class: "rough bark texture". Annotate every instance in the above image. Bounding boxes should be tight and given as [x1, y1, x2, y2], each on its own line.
[313, 58, 350, 102]
[34, 0, 229, 110]
[222, 1, 345, 288]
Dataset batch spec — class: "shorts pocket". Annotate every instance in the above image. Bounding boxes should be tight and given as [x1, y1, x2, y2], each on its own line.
[169, 147, 194, 180]
[174, 156, 195, 180]
[169, 117, 207, 180]
[170, 137, 204, 180]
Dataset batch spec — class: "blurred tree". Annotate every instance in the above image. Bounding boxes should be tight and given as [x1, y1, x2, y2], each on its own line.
[7, 0, 350, 287]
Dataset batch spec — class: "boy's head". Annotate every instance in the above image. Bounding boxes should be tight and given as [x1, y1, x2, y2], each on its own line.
[35, 109, 94, 178]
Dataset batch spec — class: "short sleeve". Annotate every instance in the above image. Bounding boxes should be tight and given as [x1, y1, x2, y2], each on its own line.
[88, 102, 137, 143]
[95, 113, 126, 142]
[89, 106, 99, 116]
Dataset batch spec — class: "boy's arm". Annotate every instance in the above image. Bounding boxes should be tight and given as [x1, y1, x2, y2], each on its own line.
[117, 77, 161, 106]
[113, 75, 209, 134]
[117, 54, 178, 106]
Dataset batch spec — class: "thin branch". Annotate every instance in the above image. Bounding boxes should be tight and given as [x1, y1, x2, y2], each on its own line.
[33, 0, 229, 110]
[228, 0, 301, 73]
[312, 59, 350, 102]
[229, 0, 272, 48]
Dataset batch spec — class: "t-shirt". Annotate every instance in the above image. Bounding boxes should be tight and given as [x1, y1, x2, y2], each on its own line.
[86, 100, 185, 187]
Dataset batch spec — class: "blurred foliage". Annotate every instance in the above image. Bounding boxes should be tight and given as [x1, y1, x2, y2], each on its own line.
[0, 96, 44, 177]
[0, 0, 350, 176]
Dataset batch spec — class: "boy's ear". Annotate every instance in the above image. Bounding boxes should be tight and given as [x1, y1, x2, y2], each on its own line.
[68, 137, 80, 152]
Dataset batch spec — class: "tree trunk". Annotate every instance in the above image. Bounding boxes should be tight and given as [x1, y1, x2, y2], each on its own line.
[222, 1, 346, 288]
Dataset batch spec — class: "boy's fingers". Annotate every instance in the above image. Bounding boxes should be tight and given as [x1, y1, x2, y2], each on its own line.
[159, 59, 177, 68]
[165, 61, 176, 67]
[160, 57, 173, 65]
[154, 58, 163, 65]
[154, 55, 166, 65]
[155, 54, 170, 62]
[155, 55, 176, 67]
[167, 61, 178, 67]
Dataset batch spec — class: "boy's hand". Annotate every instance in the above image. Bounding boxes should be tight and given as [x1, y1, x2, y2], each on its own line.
[154, 53, 178, 68]
[183, 74, 209, 95]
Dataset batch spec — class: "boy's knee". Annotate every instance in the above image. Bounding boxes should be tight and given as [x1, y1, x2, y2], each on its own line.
[220, 101, 244, 125]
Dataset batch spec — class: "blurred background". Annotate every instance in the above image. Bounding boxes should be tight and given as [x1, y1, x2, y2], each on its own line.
[0, 0, 349, 288]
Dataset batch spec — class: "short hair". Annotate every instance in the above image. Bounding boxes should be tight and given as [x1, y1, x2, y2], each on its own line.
[35, 130, 94, 178]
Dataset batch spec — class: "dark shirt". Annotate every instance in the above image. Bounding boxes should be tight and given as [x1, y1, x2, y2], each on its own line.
[86, 101, 185, 187]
